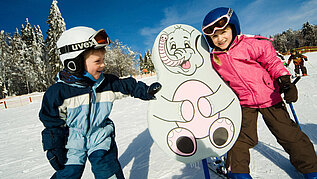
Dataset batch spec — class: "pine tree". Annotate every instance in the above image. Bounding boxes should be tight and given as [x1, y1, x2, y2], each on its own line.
[0, 30, 10, 98]
[302, 21, 316, 46]
[21, 18, 34, 46]
[20, 18, 38, 94]
[34, 25, 49, 91]
[8, 28, 26, 95]
[139, 54, 145, 73]
[145, 50, 154, 74]
[46, 0, 66, 84]
[140, 50, 154, 74]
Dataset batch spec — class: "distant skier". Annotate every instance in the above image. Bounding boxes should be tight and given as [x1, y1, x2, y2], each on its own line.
[39, 26, 161, 179]
[202, 7, 317, 179]
[287, 49, 308, 76]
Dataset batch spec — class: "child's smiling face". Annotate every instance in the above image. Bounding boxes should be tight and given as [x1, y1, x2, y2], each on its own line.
[209, 25, 233, 50]
[84, 49, 105, 80]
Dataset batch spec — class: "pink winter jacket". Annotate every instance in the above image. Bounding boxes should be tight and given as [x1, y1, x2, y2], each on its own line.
[211, 35, 290, 108]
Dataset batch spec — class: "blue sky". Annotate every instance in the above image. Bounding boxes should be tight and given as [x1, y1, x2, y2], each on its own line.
[1, 0, 317, 55]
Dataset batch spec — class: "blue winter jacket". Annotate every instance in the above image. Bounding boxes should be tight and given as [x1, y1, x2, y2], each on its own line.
[39, 71, 153, 165]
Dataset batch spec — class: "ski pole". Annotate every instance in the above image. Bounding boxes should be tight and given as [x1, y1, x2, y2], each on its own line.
[289, 103, 301, 130]
[289, 76, 301, 130]
[202, 158, 210, 179]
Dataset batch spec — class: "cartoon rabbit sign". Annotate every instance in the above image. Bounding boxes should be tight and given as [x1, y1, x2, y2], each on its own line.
[148, 24, 242, 163]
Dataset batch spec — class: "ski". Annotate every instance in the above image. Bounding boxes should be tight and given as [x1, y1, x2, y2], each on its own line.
[208, 164, 228, 178]
[207, 157, 228, 179]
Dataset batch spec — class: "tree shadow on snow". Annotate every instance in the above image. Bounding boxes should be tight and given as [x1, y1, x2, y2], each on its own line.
[254, 141, 302, 178]
[118, 129, 153, 179]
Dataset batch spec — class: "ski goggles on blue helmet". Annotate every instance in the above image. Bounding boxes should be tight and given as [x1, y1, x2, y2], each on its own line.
[202, 8, 233, 36]
[58, 29, 110, 55]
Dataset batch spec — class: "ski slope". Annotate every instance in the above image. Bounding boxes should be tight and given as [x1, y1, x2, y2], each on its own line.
[0, 52, 317, 179]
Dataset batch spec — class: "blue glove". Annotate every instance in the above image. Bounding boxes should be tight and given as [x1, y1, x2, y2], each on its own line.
[41, 127, 68, 171]
[46, 148, 67, 170]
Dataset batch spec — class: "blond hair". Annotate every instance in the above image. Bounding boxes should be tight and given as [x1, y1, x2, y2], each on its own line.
[212, 50, 222, 66]
[83, 48, 106, 61]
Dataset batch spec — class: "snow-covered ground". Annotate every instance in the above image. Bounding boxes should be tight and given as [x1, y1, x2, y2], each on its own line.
[0, 52, 317, 179]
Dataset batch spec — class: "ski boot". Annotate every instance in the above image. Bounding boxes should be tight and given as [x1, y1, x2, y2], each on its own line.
[304, 172, 317, 179]
[227, 172, 252, 179]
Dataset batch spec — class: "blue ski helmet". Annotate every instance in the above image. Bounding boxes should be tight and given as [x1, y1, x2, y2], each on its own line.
[202, 7, 241, 49]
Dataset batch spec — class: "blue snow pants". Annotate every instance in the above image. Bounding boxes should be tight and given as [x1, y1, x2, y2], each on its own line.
[51, 144, 124, 179]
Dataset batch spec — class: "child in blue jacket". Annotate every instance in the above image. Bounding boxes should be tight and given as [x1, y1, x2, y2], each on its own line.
[39, 26, 161, 179]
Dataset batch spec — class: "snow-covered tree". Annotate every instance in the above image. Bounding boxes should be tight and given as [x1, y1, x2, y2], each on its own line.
[104, 40, 138, 77]
[0, 30, 10, 98]
[46, 0, 66, 83]
[145, 50, 154, 73]
[7, 28, 26, 95]
[272, 22, 317, 52]
[272, 33, 288, 53]
[302, 21, 316, 46]
[33, 25, 49, 91]
[20, 18, 34, 46]
[140, 50, 154, 74]
[20, 18, 38, 93]
[2, 19, 49, 95]
[127, 46, 139, 75]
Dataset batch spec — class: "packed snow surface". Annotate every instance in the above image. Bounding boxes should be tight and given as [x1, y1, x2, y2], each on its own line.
[1, 52, 317, 179]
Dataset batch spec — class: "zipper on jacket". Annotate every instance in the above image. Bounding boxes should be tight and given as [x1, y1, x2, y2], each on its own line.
[86, 86, 93, 134]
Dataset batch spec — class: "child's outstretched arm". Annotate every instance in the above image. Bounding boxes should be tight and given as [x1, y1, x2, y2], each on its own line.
[39, 84, 68, 171]
[103, 74, 161, 100]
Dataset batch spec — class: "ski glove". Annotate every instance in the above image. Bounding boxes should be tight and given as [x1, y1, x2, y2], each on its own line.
[46, 148, 67, 171]
[41, 127, 68, 171]
[147, 82, 162, 99]
[277, 75, 298, 103]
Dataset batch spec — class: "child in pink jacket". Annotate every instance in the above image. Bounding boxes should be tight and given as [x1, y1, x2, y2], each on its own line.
[202, 7, 317, 179]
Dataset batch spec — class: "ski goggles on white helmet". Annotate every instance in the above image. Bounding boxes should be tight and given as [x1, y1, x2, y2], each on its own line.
[58, 29, 110, 55]
[202, 8, 233, 36]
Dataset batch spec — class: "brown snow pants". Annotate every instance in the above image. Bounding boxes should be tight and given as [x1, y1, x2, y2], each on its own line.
[225, 102, 317, 174]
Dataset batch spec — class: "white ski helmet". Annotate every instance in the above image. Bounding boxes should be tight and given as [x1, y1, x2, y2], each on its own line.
[57, 26, 110, 74]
